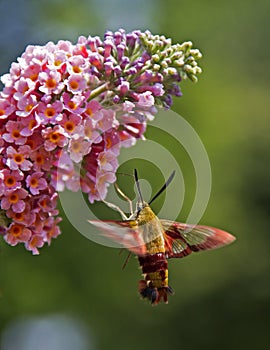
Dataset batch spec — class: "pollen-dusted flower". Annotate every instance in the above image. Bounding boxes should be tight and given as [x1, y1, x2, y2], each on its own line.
[0, 29, 202, 254]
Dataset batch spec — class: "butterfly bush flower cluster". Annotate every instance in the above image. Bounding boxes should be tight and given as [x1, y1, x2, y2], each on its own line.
[0, 29, 202, 254]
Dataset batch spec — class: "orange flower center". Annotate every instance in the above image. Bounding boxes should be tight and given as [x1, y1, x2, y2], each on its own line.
[68, 101, 77, 110]
[49, 132, 60, 143]
[36, 154, 44, 165]
[64, 121, 75, 132]
[14, 212, 24, 221]
[106, 137, 112, 149]
[70, 81, 79, 90]
[10, 224, 23, 237]
[9, 193, 19, 204]
[30, 178, 38, 188]
[30, 235, 40, 247]
[26, 140, 35, 149]
[84, 127, 92, 138]
[54, 60, 62, 67]
[29, 119, 37, 130]
[71, 141, 81, 152]
[72, 66, 82, 73]
[85, 107, 93, 116]
[30, 73, 38, 81]
[14, 153, 24, 164]
[46, 79, 57, 89]
[25, 104, 34, 112]
[39, 199, 47, 208]
[23, 86, 29, 94]
[45, 107, 56, 118]
[0, 109, 5, 116]
[12, 129, 20, 139]
[4, 176, 16, 187]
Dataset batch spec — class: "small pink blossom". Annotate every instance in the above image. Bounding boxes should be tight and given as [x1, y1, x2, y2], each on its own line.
[42, 216, 62, 245]
[96, 171, 116, 200]
[96, 109, 118, 132]
[20, 114, 41, 137]
[6, 145, 32, 171]
[47, 50, 68, 70]
[22, 63, 41, 82]
[104, 130, 121, 155]
[83, 118, 102, 143]
[42, 125, 68, 151]
[122, 101, 135, 112]
[26, 172, 47, 195]
[4, 223, 32, 246]
[36, 100, 63, 124]
[16, 94, 38, 117]
[38, 70, 64, 94]
[25, 234, 44, 255]
[67, 55, 89, 74]
[2, 120, 27, 145]
[1, 169, 24, 193]
[37, 193, 59, 214]
[0, 98, 15, 119]
[97, 150, 118, 172]
[137, 91, 155, 108]
[1, 188, 28, 213]
[60, 113, 84, 137]
[83, 100, 102, 120]
[13, 78, 36, 100]
[7, 202, 36, 226]
[68, 137, 91, 163]
[66, 74, 87, 94]
[61, 93, 85, 114]
[30, 148, 53, 171]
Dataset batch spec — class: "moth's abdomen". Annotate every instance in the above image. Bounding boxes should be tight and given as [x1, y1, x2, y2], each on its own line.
[138, 253, 173, 304]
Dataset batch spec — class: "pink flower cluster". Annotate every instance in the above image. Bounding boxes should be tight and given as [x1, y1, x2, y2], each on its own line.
[0, 29, 202, 254]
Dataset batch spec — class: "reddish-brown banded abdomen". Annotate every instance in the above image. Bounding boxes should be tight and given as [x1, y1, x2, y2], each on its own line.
[138, 252, 168, 274]
[138, 252, 173, 304]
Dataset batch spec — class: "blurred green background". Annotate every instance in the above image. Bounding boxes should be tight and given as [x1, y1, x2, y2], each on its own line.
[0, 0, 270, 349]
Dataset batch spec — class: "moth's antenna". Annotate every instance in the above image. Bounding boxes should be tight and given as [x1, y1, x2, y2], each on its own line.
[134, 169, 144, 203]
[149, 171, 176, 205]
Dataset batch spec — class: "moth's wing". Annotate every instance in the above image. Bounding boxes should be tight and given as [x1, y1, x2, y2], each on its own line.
[160, 219, 235, 259]
[161, 221, 193, 258]
[88, 220, 146, 256]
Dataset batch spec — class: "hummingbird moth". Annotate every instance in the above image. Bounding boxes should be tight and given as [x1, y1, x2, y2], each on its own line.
[89, 170, 236, 305]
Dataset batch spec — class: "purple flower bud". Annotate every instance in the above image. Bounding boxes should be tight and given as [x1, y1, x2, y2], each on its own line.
[120, 56, 130, 69]
[127, 67, 137, 75]
[149, 83, 165, 96]
[119, 81, 130, 96]
[104, 31, 114, 40]
[104, 39, 113, 59]
[169, 83, 182, 97]
[87, 38, 98, 52]
[104, 61, 114, 76]
[117, 44, 125, 60]
[126, 32, 138, 48]
[113, 95, 120, 103]
[164, 94, 173, 108]
[114, 31, 124, 45]
[114, 65, 122, 76]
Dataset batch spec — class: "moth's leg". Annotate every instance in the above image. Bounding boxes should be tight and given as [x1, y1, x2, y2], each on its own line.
[102, 200, 128, 221]
[114, 183, 134, 216]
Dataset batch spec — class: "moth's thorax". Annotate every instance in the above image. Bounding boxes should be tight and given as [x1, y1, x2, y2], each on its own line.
[136, 203, 156, 225]
[136, 203, 165, 255]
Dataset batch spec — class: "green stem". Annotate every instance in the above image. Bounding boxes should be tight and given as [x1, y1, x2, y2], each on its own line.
[88, 82, 109, 101]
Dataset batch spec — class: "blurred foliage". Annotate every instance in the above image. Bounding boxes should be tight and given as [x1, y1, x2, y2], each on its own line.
[1, 0, 270, 349]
